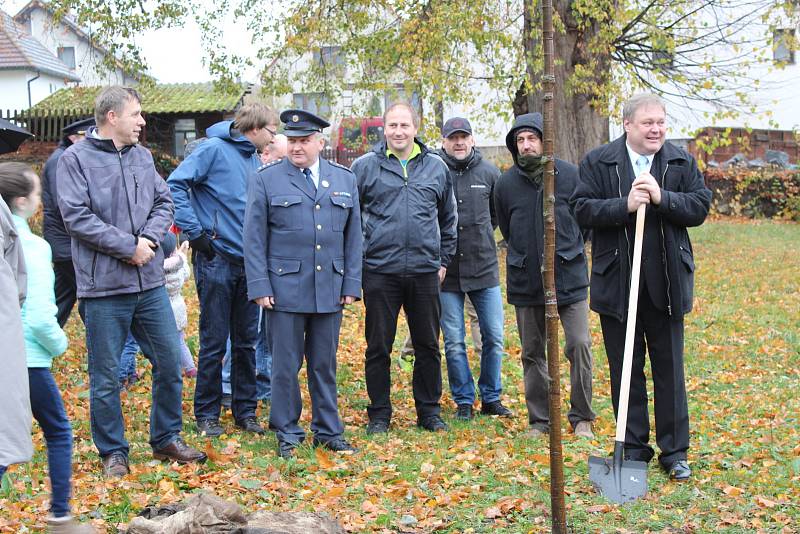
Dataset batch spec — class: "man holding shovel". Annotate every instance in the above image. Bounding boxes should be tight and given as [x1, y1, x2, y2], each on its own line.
[572, 93, 711, 482]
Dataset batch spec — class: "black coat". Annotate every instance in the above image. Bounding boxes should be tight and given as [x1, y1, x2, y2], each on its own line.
[571, 135, 712, 321]
[495, 160, 589, 307]
[438, 148, 501, 292]
[42, 139, 73, 261]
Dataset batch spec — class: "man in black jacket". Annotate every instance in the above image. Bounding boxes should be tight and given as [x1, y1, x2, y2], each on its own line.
[437, 117, 511, 421]
[495, 113, 596, 439]
[571, 93, 711, 481]
[41, 117, 94, 327]
[351, 102, 458, 434]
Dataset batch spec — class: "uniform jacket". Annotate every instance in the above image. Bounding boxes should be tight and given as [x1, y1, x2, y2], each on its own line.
[571, 135, 712, 321]
[42, 139, 73, 261]
[495, 162, 589, 307]
[438, 148, 501, 293]
[351, 140, 458, 275]
[13, 214, 68, 368]
[0, 200, 32, 467]
[167, 121, 261, 261]
[57, 128, 174, 298]
[244, 157, 363, 313]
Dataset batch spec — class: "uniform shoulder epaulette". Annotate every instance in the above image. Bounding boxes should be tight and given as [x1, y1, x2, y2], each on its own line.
[328, 160, 354, 173]
[257, 158, 283, 172]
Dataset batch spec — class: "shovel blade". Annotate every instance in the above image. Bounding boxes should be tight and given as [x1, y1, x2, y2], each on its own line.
[588, 454, 648, 504]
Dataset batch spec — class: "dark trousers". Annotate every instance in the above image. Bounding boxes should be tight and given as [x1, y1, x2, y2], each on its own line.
[599, 284, 689, 468]
[53, 260, 77, 328]
[515, 299, 596, 430]
[29, 368, 73, 517]
[193, 253, 258, 423]
[363, 270, 442, 421]
[268, 310, 344, 444]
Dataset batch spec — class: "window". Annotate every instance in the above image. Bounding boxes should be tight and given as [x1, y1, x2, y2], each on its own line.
[366, 125, 384, 145]
[292, 92, 331, 118]
[774, 29, 796, 65]
[174, 119, 197, 158]
[57, 46, 76, 69]
[313, 46, 344, 68]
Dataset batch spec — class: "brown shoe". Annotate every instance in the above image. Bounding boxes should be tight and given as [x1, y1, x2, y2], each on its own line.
[152, 437, 207, 464]
[101, 452, 129, 478]
[47, 515, 97, 533]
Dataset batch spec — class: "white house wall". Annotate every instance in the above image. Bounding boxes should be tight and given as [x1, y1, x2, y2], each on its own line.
[26, 7, 133, 86]
[0, 69, 71, 110]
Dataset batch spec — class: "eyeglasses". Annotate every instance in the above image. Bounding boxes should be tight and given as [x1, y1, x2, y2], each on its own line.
[265, 126, 277, 136]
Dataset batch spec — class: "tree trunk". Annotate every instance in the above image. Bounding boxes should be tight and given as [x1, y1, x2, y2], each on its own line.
[539, 0, 567, 530]
[516, 0, 610, 165]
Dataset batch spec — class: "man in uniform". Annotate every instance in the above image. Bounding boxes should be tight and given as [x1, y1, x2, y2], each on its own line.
[244, 109, 362, 459]
[41, 117, 94, 326]
[572, 94, 711, 480]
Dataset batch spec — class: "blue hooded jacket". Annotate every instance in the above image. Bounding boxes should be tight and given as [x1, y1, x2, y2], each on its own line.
[167, 121, 260, 260]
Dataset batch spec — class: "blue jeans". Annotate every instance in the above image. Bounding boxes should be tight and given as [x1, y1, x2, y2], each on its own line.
[222, 311, 271, 399]
[440, 286, 504, 406]
[79, 286, 184, 457]
[193, 253, 258, 422]
[29, 368, 73, 517]
[118, 332, 139, 382]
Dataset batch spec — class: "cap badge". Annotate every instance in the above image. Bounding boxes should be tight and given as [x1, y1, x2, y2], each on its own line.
[292, 115, 300, 122]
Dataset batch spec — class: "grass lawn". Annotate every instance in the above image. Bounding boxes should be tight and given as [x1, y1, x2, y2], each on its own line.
[1, 217, 798, 533]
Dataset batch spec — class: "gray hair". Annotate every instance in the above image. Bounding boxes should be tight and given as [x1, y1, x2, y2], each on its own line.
[95, 86, 141, 126]
[622, 93, 666, 122]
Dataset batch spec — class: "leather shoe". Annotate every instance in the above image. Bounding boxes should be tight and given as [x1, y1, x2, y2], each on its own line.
[366, 419, 390, 434]
[277, 440, 297, 459]
[313, 437, 358, 453]
[524, 427, 548, 439]
[196, 419, 224, 437]
[152, 437, 207, 464]
[481, 401, 513, 417]
[101, 452, 129, 478]
[455, 404, 474, 420]
[235, 417, 265, 434]
[573, 420, 594, 439]
[417, 415, 449, 432]
[665, 459, 692, 481]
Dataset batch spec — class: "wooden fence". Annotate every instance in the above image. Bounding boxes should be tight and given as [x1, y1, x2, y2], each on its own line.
[2, 108, 94, 143]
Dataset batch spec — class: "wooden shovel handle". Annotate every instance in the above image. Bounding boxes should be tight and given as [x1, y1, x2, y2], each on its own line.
[615, 204, 646, 443]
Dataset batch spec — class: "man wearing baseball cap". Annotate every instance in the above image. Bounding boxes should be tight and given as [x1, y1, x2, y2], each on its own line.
[437, 117, 511, 421]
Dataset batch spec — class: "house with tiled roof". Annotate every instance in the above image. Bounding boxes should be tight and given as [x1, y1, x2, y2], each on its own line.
[0, 8, 80, 110]
[14, 0, 138, 87]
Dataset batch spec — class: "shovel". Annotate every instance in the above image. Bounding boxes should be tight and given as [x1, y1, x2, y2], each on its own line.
[588, 204, 648, 504]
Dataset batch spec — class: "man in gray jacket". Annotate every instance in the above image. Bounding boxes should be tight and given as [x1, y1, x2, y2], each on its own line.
[351, 102, 457, 434]
[58, 86, 206, 477]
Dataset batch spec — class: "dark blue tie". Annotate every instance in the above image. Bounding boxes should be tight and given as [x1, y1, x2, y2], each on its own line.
[303, 168, 316, 190]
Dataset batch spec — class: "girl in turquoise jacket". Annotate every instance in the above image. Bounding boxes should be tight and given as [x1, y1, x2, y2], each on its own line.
[0, 162, 94, 533]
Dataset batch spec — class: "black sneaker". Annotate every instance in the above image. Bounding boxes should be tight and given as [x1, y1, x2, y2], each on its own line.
[481, 401, 513, 417]
[417, 415, 449, 432]
[235, 417, 265, 435]
[196, 419, 225, 437]
[313, 437, 359, 453]
[366, 419, 390, 435]
[455, 404, 474, 420]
